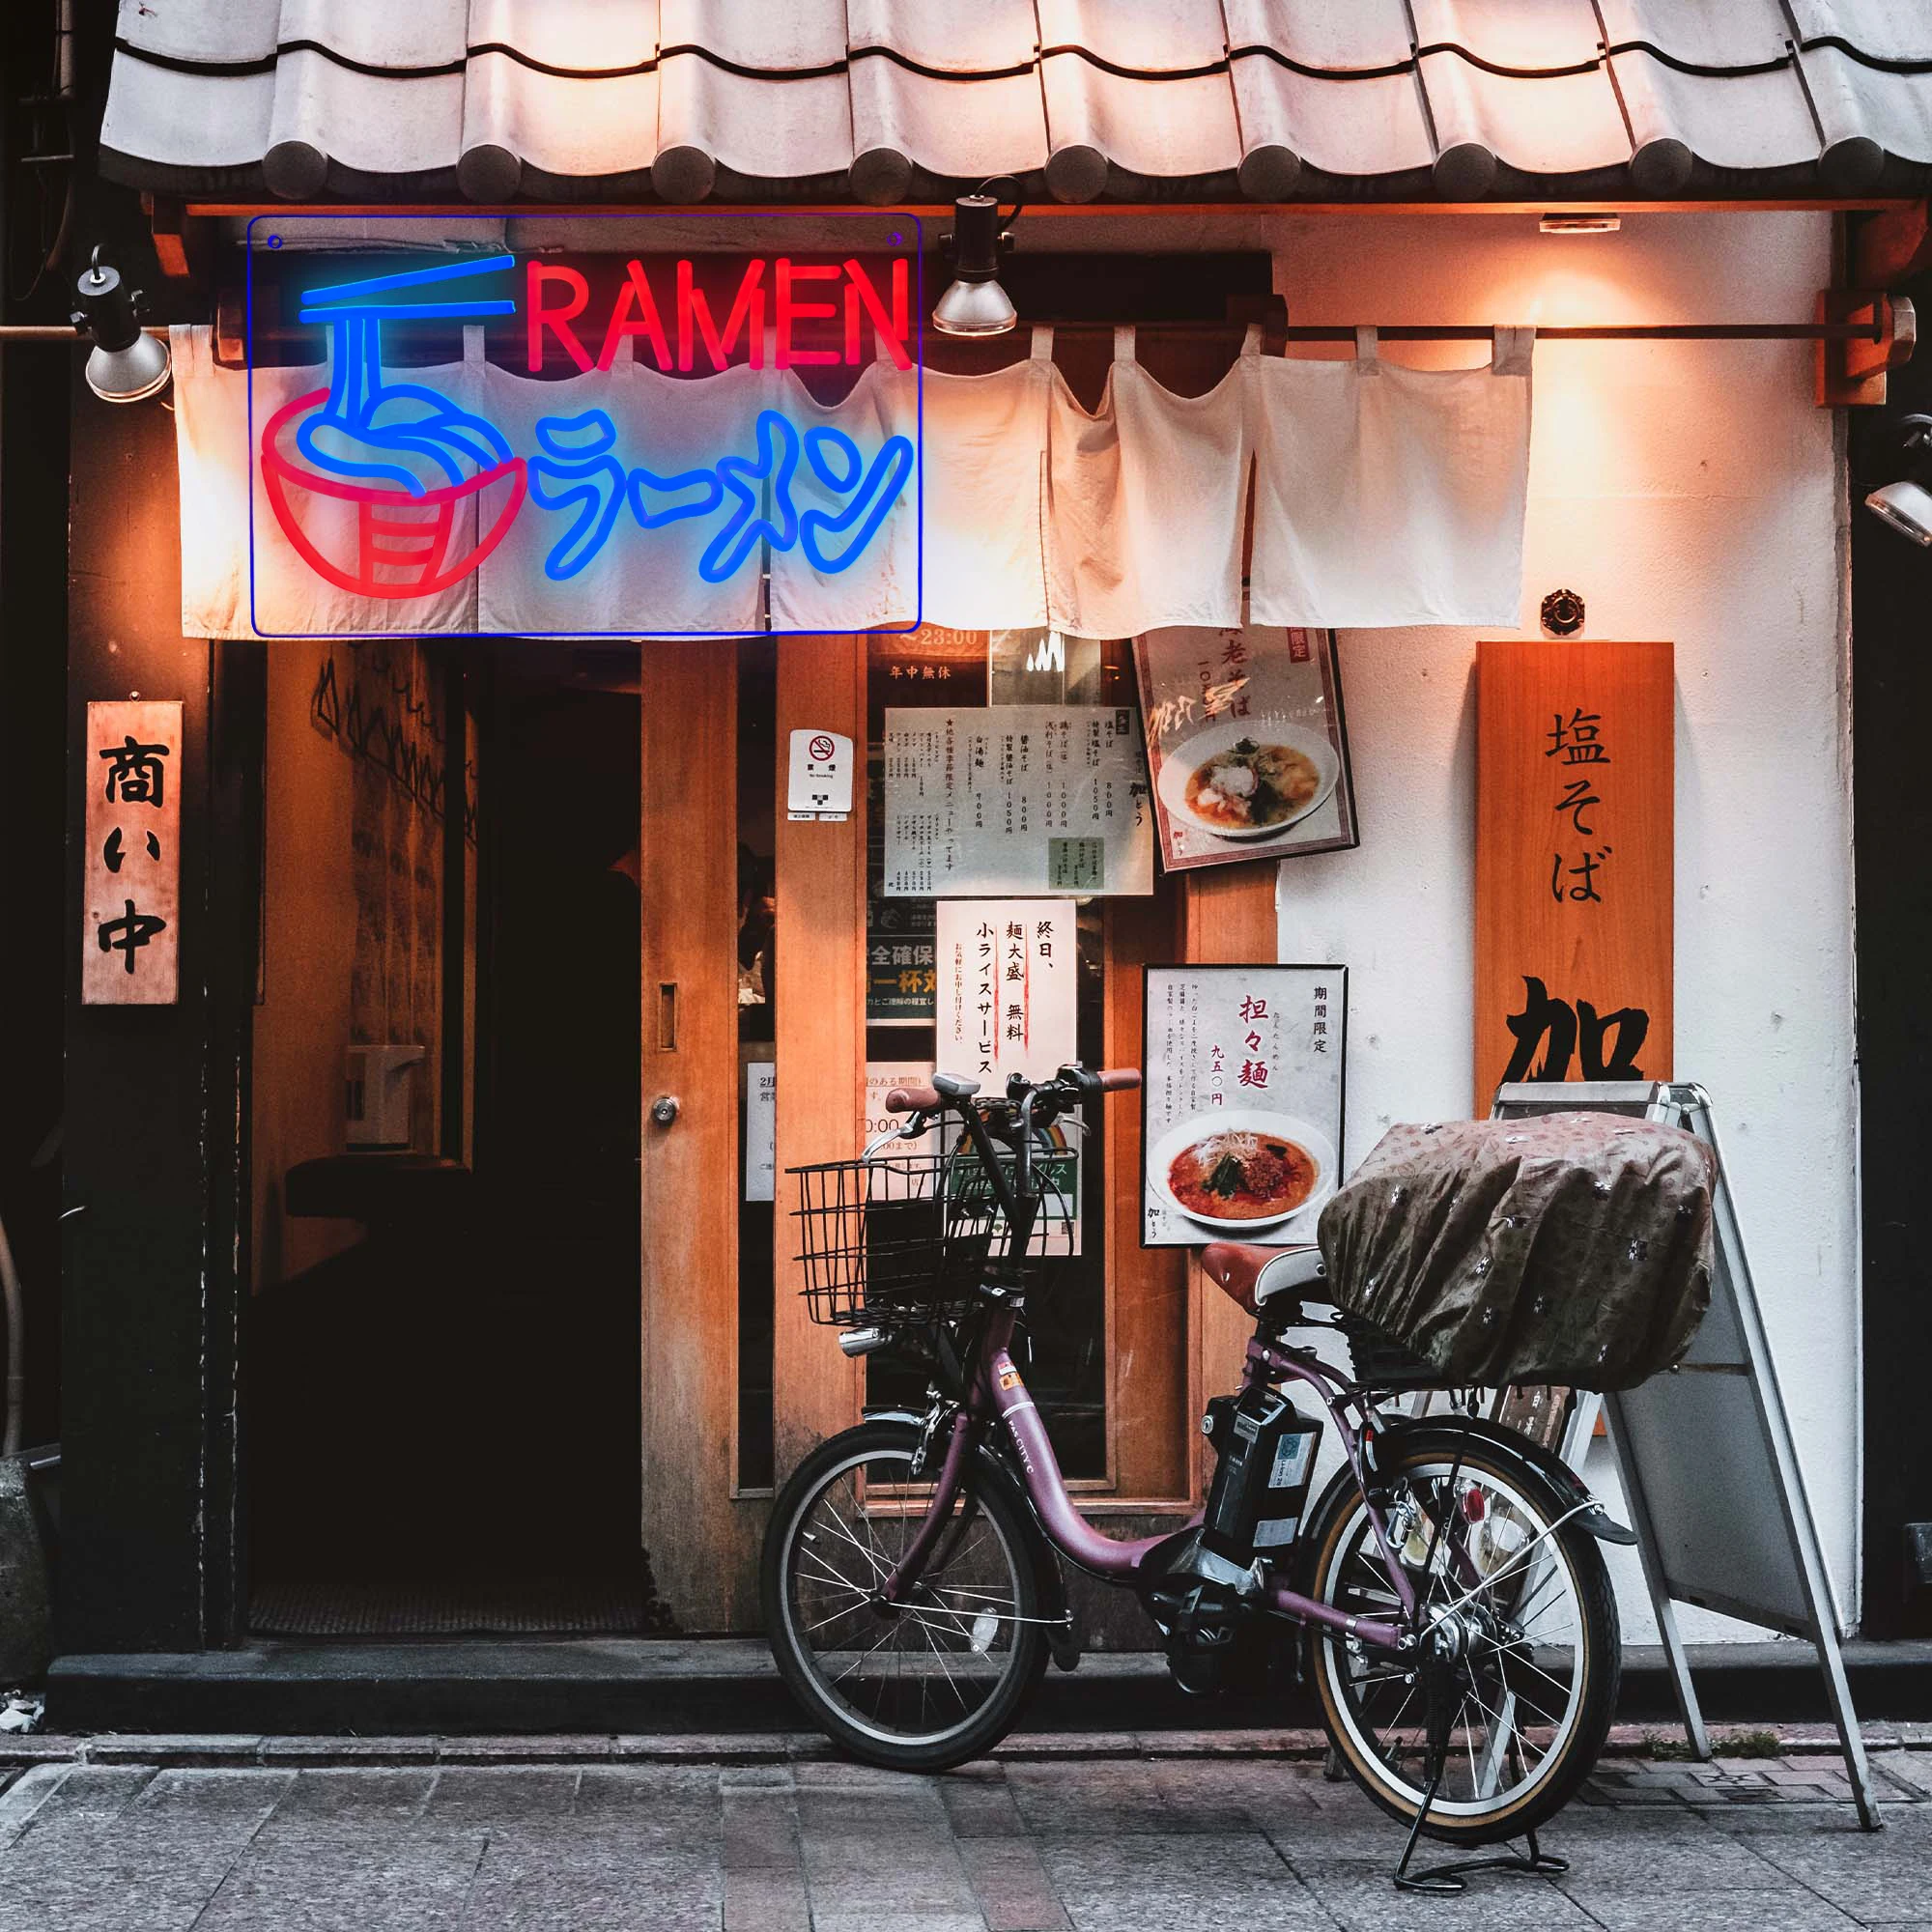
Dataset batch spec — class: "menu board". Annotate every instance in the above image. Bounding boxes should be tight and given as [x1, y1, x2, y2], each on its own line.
[1142, 965, 1348, 1250]
[1135, 626, 1356, 872]
[935, 900, 1077, 1086]
[881, 705, 1154, 898]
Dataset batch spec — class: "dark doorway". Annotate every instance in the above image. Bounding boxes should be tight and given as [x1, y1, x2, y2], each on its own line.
[246, 640, 654, 1636]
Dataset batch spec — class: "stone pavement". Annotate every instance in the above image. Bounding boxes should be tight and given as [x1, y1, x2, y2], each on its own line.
[0, 1735, 1924, 1931]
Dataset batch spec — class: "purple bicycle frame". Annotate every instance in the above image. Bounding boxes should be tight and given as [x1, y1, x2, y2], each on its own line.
[882, 1304, 1418, 1655]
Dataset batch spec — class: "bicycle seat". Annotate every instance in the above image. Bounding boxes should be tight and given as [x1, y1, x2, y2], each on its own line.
[1201, 1242, 1330, 1317]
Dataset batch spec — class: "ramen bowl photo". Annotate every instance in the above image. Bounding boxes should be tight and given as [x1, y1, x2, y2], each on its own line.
[1149, 1109, 1336, 1234]
[1156, 719, 1340, 842]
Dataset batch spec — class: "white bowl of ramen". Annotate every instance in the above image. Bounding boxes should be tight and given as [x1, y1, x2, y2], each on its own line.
[1149, 1110, 1337, 1235]
[1156, 720, 1340, 842]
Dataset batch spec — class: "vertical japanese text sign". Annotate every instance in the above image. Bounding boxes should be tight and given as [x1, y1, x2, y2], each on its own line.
[83, 700, 183, 1006]
[1474, 641, 1673, 1110]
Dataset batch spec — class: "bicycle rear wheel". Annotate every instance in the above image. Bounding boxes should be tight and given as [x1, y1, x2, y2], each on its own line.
[762, 1419, 1050, 1772]
[1300, 1431, 1620, 1846]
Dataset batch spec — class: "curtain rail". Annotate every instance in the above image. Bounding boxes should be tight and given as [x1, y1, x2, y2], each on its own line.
[0, 321, 1892, 343]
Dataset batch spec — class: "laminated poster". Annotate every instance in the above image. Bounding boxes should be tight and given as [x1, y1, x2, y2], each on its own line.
[1142, 965, 1347, 1250]
[881, 706, 1154, 898]
[1135, 626, 1356, 872]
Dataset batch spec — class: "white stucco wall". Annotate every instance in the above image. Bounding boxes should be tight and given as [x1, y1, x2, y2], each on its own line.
[1266, 212, 1859, 1639]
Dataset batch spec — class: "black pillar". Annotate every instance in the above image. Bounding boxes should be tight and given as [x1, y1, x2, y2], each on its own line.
[60, 366, 258, 1654]
[1849, 263, 1932, 1639]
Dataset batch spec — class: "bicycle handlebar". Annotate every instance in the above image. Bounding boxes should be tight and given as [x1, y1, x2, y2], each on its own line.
[884, 1067, 1139, 1114]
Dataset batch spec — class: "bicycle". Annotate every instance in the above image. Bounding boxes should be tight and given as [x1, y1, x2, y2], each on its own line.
[763, 1064, 1633, 1889]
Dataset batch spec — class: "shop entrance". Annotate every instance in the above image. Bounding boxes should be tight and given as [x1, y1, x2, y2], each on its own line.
[246, 639, 653, 1635]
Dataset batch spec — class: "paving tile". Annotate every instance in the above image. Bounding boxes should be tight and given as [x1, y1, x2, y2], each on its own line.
[1041, 1831, 1333, 1932]
[811, 1917, 987, 1932]
[274, 1767, 440, 1823]
[192, 1829, 493, 1932]
[457, 1839, 720, 1931]
[723, 1789, 800, 1869]
[1872, 1752, 1932, 1801]
[86, 1735, 265, 1764]
[418, 1766, 582, 1827]
[258, 1737, 440, 1763]
[800, 1831, 979, 1919]
[1743, 1808, 1932, 1923]
[0, 1764, 74, 1851]
[435, 1736, 611, 1762]
[1536, 1810, 1794, 1890]
[724, 1865, 810, 1931]
[958, 1835, 1071, 1931]
[1290, 1855, 1597, 1932]
[938, 1776, 1030, 1838]
[1570, 1892, 1861, 1932]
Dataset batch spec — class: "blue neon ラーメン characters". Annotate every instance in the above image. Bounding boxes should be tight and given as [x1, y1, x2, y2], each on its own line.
[261, 251, 916, 600]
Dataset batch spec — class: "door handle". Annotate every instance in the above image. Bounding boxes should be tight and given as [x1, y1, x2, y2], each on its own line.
[650, 1094, 680, 1128]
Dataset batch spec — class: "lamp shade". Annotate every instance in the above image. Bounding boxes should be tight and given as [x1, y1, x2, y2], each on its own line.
[85, 329, 172, 404]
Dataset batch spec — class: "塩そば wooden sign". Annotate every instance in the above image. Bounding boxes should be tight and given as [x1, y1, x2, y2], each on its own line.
[83, 699, 183, 1006]
[1474, 640, 1673, 1111]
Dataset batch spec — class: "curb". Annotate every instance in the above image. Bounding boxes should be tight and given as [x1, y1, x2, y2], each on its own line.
[3, 1722, 1927, 1773]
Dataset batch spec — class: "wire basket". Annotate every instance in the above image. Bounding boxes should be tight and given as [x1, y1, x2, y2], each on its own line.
[791, 1140, 1076, 1327]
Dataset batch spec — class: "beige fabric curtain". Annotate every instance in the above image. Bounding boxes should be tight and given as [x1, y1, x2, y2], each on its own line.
[171, 322, 1532, 640]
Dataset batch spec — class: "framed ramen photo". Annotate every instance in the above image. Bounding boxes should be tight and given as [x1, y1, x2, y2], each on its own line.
[1141, 964, 1348, 1250]
[1134, 625, 1357, 872]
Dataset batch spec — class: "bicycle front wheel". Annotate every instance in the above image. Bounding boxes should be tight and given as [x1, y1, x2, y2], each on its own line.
[762, 1420, 1051, 1772]
[1300, 1430, 1620, 1846]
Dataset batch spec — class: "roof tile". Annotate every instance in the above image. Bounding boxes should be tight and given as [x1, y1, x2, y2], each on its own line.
[95, 0, 1932, 202]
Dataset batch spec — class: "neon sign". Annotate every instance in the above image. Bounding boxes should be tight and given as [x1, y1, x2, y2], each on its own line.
[251, 228, 922, 625]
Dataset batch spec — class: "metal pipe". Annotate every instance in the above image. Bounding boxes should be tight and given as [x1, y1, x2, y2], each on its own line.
[0, 325, 166, 341]
[1008, 319, 1890, 343]
[0, 321, 1887, 344]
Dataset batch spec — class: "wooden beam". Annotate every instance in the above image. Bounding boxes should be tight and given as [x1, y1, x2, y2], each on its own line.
[184, 197, 1920, 222]
[639, 642, 747, 1631]
[771, 636, 867, 1481]
[1179, 864, 1278, 1502]
[1854, 200, 1932, 288]
[1816, 290, 1916, 407]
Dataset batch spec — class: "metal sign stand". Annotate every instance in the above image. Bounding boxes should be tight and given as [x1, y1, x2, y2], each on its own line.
[1491, 1080, 1881, 1829]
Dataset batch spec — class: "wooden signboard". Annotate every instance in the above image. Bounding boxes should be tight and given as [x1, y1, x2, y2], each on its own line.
[82, 699, 182, 1006]
[1474, 642, 1672, 1111]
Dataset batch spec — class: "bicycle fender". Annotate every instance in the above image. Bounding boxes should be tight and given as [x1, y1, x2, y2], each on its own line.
[863, 1407, 1079, 1662]
[1374, 1416, 1637, 1546]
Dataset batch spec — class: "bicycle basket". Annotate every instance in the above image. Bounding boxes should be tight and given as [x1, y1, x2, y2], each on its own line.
[790, 1139, 1076, 1327]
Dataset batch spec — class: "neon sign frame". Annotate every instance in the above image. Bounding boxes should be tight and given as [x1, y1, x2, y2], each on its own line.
[245, 211, 924, 639]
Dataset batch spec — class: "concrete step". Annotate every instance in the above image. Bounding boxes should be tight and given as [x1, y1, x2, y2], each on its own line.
[45, 1635, 1932, 1737]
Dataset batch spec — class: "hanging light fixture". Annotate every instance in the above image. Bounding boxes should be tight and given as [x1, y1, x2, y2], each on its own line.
[933, 184, 1022, 338]
[71, 248, 171, 403]
[1865, 413, 1932, 546]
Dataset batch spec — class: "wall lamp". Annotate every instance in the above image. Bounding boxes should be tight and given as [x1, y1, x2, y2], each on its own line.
[1865, 413, 1932, 545]
[0, 248, 172, 403]
[933, 183, 1022, 338]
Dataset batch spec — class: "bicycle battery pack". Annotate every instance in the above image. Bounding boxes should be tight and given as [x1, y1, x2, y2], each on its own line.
[1201, 1387, 1323, 1571]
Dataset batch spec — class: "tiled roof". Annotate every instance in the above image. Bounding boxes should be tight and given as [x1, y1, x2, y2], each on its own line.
[100, 0, 1932, 205]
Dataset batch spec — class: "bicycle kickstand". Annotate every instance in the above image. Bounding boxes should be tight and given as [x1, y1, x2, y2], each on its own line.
[1390, 1652, 1569, 1895]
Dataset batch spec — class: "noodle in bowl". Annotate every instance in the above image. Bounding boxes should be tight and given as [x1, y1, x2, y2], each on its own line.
[1156, 719, 1340, 843]
[1150, 1110, 1337, 1234]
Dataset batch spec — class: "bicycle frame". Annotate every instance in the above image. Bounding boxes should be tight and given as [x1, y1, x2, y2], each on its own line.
[876, 1090, 1421, 1656]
